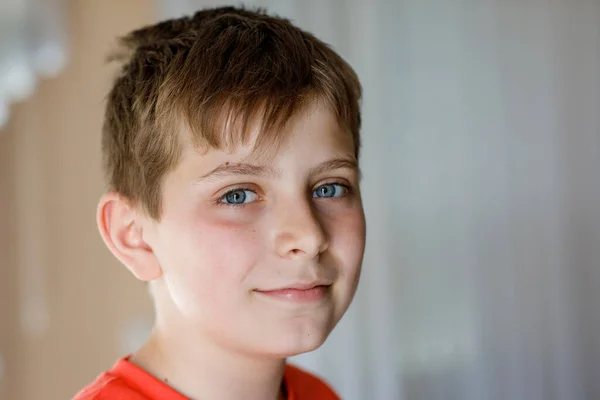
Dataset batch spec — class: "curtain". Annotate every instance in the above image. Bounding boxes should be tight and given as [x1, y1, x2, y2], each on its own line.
[157, 1, 600, 400]
[0, 0, 68, 128]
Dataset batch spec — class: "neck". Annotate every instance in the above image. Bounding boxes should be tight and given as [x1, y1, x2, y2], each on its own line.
[130, 321, 287, 400]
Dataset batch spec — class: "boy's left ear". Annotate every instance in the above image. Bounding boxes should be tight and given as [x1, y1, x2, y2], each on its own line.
[96, 192, 163, 282]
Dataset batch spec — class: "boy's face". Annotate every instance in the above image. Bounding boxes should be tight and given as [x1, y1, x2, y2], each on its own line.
[144, 102, 365, 357]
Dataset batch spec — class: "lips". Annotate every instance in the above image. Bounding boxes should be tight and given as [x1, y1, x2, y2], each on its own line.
[256, 283, 331, 303]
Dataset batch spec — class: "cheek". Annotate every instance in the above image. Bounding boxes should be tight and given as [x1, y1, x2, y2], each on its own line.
[321, 205, 365, 323]
[158, 209, 264, 313]
[324, 205, 366, 279]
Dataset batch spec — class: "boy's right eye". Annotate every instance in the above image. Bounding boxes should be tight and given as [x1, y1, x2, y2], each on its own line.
[219, 189, 259, 205]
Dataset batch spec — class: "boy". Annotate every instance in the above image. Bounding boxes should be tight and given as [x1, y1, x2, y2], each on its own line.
[74, 5, 365, 400]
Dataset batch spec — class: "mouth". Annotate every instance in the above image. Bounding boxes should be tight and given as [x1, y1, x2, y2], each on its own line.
[255, 283, 332, 303]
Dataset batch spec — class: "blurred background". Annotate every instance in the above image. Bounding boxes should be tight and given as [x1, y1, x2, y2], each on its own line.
[0, 1, 599, 399]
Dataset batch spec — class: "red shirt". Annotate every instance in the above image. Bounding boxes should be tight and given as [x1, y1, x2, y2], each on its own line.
[73, 357, 340, 400]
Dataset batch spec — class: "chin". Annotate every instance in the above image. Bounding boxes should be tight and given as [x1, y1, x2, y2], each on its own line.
[261, 324, 333, 358]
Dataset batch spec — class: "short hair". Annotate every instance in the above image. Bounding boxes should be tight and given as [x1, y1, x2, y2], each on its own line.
[102, 6, 362, 219]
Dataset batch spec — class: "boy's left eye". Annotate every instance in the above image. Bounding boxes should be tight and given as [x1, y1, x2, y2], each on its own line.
[312, 183, 348, 198]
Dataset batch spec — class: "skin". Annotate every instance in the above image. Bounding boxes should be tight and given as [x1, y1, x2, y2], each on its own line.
[97, 101, 366, 400]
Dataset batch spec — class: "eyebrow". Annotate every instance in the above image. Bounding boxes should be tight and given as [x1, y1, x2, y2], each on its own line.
[195, 163, 278, 182]
[194, 157, 358, 183]
[308, 158, 358, 176]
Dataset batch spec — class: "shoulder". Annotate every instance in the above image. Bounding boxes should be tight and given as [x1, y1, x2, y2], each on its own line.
[72, 373, 148, 400]
[284, 363, 340, 400]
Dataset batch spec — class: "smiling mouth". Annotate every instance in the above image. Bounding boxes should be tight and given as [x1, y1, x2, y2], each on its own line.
[255, 284, 331, 303]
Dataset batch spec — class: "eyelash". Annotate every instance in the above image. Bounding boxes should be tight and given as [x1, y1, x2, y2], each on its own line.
[313, 182, 352, 201]
[215, 186, 257, 208]
[215, 182, 353, 208]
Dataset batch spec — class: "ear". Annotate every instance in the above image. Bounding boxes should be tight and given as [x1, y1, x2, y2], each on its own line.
[97, 192, 162, 281]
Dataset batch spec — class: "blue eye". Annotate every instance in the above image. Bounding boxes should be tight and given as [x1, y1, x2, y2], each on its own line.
[221, 189, 258, 205]
[313, 183, 348, 198]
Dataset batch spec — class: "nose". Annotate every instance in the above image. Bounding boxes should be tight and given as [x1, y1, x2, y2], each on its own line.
[273, 200, 329, 260]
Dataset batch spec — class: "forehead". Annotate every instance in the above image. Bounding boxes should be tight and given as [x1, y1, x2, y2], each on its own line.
[179, 100, 355, 167]
[159, 102, 358, 204]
